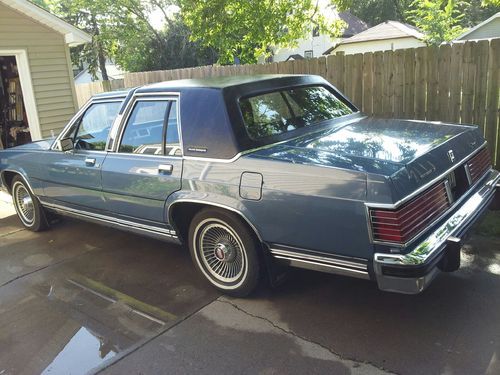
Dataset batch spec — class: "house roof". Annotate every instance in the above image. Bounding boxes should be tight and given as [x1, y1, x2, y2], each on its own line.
[455, 12, 500, 40]
[1, 0, 91, 46]
[336, 20, 424, 46]
[338, 11, 369, 38]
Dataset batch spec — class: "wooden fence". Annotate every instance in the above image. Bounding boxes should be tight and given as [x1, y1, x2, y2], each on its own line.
[75, 39, 500, 166]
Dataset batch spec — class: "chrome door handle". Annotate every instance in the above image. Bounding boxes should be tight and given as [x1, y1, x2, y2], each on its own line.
[158, 164, 173, 174]
[85, 158, 96, 166]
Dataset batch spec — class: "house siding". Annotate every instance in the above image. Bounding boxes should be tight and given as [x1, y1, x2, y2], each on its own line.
[332, 37, 426, 55]
[459, 18, 500, 40]
[0, 3, 78, 138]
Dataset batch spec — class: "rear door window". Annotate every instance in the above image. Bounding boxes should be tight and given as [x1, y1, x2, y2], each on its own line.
[119, 99, 181, 156]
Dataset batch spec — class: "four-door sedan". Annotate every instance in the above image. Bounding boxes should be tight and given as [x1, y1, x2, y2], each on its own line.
[1, 75, 499, 296]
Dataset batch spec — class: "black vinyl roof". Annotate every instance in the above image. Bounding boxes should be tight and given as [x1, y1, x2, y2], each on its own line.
[136, 74, 309, 92]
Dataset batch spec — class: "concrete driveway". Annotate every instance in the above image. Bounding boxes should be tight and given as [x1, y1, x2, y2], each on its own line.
[1, 195, 499, 375]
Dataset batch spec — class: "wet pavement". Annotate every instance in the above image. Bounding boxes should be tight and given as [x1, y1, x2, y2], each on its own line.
[1, 196, 500, 375]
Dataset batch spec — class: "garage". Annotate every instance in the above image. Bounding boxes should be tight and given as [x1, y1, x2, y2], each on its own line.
[0, 0, 90, 149]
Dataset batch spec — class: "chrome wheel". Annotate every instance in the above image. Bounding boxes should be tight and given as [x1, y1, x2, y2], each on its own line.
[13, 182, 35, 226]
[195, 219, 247, 285]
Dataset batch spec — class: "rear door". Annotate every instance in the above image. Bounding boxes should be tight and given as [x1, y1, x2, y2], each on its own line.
[43, 100, 122, 210]
[100, 96, 182, 224]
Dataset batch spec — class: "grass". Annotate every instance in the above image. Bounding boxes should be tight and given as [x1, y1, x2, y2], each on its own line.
[475, 210, 500, 238]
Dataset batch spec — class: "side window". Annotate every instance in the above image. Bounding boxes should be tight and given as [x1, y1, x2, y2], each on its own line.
[119, 100, 180, 156]
[73, 101, 121, 151]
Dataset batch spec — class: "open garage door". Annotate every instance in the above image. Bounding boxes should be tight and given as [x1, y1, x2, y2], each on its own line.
[0, 51, 41, 149]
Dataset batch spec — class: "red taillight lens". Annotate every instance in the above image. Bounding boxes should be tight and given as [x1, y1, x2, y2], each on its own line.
[467, 148, 491, 185]
[370, 181, 450, 244]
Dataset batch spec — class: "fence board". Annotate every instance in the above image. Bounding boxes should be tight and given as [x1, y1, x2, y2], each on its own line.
[438, 44, 451, 122]
[372, 51, 384, 117]
[362, 52, 373, 115]
[383, 50, 394, 117]
[414, 47, 427, 120]
[403, 48, 415, 119]
[461, 41, 475, 124]
[473, 40, 490, 133]
[426, 45, 439, 121]
[448, 43, 463, 123]
[393, 49, 405, 118]
[485, 38, 500, 165]
[77, 40, 499, 167]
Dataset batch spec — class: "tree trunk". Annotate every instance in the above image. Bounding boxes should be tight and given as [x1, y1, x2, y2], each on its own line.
[97, 45, 109, 81]
[91, 15, 109, 81]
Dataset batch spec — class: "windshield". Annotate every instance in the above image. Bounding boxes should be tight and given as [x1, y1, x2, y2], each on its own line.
[239, 85, 355, 140]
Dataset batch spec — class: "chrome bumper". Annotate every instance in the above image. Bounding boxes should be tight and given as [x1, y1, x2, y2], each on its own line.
[374, 169, 500, 294]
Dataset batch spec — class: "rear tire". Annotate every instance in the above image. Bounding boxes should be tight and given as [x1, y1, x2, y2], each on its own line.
[188, 208, 261, 297]
[11, 176, 48, 232]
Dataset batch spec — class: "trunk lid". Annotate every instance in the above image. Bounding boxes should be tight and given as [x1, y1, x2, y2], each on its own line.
[249, 117, 485, 198]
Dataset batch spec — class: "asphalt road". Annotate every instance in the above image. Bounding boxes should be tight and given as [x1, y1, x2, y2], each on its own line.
[1, 196, 499, 375]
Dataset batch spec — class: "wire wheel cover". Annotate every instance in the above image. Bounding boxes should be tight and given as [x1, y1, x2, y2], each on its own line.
[14, 183, 34, 225]
[198, 222, 246, 283]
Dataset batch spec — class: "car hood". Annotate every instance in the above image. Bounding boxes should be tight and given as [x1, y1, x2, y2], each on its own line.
[248, 117, 484, 197]
[4, 139, 53, 151]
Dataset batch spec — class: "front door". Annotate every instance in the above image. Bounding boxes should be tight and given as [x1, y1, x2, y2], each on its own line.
[43, 100, 122, 210]
[101, 97, 182, 224]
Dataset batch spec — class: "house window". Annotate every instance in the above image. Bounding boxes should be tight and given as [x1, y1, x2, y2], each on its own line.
[304, 50, 314, 59]
[312, 26, 320, 37]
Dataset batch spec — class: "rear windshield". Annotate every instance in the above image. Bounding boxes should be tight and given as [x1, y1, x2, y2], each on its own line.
[239, 85, 354, 140]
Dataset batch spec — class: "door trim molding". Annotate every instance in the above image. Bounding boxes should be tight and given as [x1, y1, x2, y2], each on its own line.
[0, 49, 42, 141]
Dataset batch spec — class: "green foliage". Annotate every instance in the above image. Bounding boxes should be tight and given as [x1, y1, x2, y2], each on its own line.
[407, 0, 467, 45]
[349, 0, 414, 26]
[114, 16, 217, 72]
[482, 0, 500, 6]
[178, 0, 347, 64]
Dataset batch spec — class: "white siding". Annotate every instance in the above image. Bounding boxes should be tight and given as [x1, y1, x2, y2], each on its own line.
[0, 3, 78, 138]
[332, 37, 426, 55]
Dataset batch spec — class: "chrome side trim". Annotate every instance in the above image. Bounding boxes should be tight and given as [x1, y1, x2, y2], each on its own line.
[269, 247, 370, 280]
[365, 143, 488, 210]
[464, 163, 473, 185]
[167, 199, 263, 242]
[40, 200, 178, 239]
[374, 169, 499, 267]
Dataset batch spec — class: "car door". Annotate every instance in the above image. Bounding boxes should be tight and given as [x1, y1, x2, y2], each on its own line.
[43, 100, 122, 210]
[100, 96, 183, 224]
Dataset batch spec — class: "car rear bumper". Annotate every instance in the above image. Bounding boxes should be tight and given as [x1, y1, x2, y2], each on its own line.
[373, 169, 500, 294]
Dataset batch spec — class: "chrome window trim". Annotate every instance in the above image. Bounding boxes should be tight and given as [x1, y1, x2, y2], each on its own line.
[112, 94, 183, 159]
[51, 98, 126, 151]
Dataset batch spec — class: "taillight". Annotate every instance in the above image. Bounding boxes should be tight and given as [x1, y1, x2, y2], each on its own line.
[369, 181, 450, 244]
[467, 148, 491, 185]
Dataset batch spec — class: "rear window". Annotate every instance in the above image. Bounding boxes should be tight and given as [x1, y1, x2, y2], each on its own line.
[239, 86, 354, 139]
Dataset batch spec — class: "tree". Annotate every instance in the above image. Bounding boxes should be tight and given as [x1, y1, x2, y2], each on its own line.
[114, 16, 218, 72]
[349, 0, 413, 26]
[407, 0, 467, 45]
[50, 0, 180, 79]
[178, 0, 348, 64]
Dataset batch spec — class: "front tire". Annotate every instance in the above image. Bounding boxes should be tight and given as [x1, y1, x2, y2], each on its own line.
[11, 176, 48, 232]
[188, 208, 261, 297]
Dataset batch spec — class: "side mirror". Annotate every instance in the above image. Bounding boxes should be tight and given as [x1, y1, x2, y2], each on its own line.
[58, 137, 74, 152]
